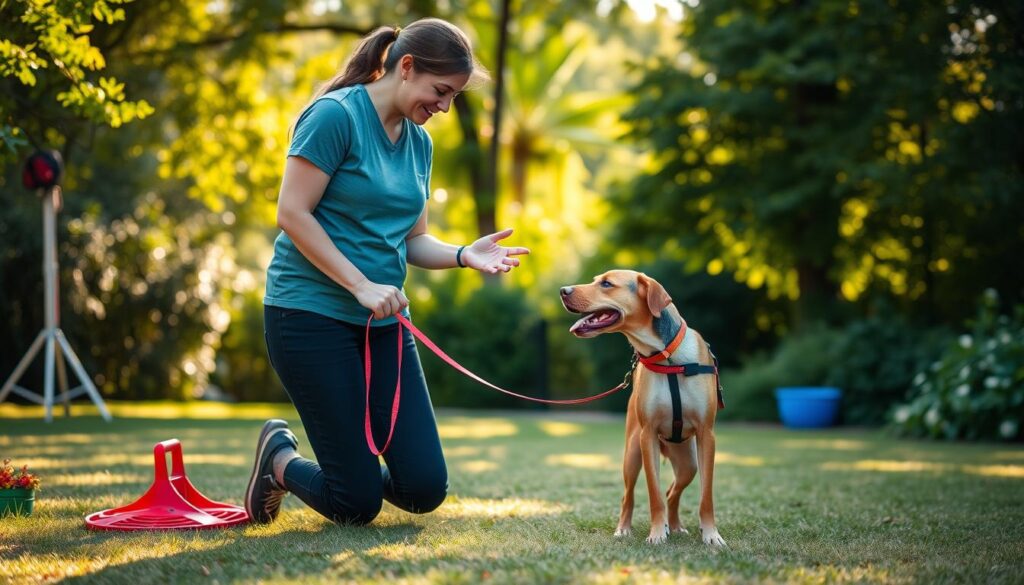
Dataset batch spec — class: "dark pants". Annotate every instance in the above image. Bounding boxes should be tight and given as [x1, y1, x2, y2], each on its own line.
[263, 305, 448, 525]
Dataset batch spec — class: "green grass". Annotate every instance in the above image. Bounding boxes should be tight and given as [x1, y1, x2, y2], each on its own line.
[1, 402, 1023, 584]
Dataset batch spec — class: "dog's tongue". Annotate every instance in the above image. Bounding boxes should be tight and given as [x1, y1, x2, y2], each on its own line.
[569, 311, 616, 333]
[569, 315, 590, 333]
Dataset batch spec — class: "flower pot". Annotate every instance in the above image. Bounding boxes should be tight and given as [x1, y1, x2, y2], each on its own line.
[0, 488, 35, 517]
[774, 387, 842, 429]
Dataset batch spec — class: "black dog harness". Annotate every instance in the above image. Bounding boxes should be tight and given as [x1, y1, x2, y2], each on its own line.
[636, 318, 724, 443]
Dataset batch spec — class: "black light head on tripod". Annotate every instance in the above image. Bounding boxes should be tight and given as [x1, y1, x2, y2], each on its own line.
[22, 149, 64, 191]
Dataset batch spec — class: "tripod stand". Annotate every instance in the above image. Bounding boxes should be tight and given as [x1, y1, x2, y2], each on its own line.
[0, 186, 112, 422]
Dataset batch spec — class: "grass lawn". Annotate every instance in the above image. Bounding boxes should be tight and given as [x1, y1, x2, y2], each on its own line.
[1, 402, 1023, 584]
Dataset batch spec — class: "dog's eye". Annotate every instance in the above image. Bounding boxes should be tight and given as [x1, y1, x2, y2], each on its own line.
[600, 280, 614, 288]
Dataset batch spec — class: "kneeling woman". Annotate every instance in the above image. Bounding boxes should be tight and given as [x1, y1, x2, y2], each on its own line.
[247, 18, 529, 525]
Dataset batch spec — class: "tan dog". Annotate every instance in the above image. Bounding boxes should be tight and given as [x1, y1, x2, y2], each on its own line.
[560, 270, 726, 546]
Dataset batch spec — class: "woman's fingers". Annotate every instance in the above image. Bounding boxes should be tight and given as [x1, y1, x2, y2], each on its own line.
[373, 287, 409, 319]
[488, 228, 514, 242]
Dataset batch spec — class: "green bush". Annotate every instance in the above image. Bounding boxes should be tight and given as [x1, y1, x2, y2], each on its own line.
[891, 290, 1024, 441]
[718, 327, 841, 421]
[824, 312, 949, 425]
[416, 283, 549, 409]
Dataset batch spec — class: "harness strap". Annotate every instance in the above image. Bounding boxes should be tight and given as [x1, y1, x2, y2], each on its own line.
[641, 361, 725, 410]
[666, 373, 684, 443]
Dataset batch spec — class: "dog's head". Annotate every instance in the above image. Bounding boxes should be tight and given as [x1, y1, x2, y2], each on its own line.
[560, 270, 673, 338]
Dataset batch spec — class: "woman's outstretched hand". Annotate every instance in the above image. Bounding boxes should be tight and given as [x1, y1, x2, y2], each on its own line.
[462, 228, 530, 274]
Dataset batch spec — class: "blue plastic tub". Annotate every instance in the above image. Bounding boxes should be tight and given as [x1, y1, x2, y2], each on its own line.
[774, 387, 843, 428]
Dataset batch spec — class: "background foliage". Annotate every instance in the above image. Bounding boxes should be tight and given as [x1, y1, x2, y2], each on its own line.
[892, 290, 1024, 441]
[1, 0, 1021, 440]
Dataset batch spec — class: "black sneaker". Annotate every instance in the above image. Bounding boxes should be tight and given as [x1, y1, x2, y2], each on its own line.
[245, 419, 298, 524]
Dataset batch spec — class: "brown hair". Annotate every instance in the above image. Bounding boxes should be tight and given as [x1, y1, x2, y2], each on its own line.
[312, 18, 488, 100]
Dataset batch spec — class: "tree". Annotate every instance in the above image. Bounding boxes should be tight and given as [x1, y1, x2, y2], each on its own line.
[0, 0, 153, 163]
[614, 0, 1024, 328]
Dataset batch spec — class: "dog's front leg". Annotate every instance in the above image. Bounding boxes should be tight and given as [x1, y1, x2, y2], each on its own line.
[696, 428, 726, 547]
[615, 426, 642, 537]
[640, 427, 669, 544]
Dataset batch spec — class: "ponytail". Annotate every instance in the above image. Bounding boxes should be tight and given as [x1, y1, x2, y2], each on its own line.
[312, 26, 400, 100]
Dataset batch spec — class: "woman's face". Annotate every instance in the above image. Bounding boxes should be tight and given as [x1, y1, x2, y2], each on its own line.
[397, 56, 471, 125]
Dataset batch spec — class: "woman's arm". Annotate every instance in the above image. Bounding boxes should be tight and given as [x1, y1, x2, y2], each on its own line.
[277, 156, 408, 318]
[406, 208, 530, 273]
[405, 208, 462, 269]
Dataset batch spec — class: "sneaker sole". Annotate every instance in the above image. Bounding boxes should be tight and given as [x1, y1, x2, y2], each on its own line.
[245, 420, 290, 522]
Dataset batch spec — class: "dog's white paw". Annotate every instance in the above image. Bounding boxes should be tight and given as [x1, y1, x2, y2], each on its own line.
[613, 526, 632, 538]
[670, 525, 689, 535]
[646, 524, 669, 545]
[700, 526, 726, 547]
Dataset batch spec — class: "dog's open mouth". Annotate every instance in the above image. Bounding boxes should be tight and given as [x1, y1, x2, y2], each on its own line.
[569, 309, 621, 336]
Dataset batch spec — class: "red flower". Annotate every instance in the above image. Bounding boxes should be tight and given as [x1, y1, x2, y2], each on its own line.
[0, 459, 40, 491]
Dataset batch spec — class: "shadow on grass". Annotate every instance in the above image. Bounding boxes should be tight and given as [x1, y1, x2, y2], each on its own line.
[60, 521, 427, 583]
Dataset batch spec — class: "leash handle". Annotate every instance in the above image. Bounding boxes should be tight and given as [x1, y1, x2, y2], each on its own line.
[362, 314, 630, 456]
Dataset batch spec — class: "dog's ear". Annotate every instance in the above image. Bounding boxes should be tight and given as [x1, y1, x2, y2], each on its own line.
[638, 273, 672, 317]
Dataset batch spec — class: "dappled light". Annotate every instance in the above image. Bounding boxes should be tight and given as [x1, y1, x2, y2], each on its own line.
[714, 452, 767, 467]
[440, 496, 570, 519]
[456, 460, 499, 474]
[545, 453, 618, 471]
[12, 453, 248, 470]
[0, 402, 295, 420]
[537, 420, 585, 437]
[46, 471, 149, 487]
[821, 459, 1024, 478]
[779, 439, 870, 452]
[437, 418, 519, 440]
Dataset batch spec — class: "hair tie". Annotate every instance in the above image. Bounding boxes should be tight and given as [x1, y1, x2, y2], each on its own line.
[394, 26, 402, 37]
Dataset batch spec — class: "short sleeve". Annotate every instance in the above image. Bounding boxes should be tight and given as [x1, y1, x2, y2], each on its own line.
[287, 98, 350, 176]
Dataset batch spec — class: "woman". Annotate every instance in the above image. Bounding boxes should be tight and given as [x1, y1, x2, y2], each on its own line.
[247, 18, 529, 526]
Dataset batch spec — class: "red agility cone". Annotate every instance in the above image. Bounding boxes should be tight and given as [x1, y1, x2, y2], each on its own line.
[85, 439, 248, 531]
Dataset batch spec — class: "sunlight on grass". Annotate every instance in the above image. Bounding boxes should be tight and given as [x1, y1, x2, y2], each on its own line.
[3, 411, 1022, 584]
[456, 460, 498, 473]
[436, 417, 518, 439]
[442, 445, 482, 457]
[0, 433, 122, 446]
[441, 496, 569, 518]
[821, 459, 1024, 478]
[47, 471, 149, 487]
[10, 453, 248, 469]
[779, 438, 869, 451]
[537, 420, 585, 437]
[2, 520, 241, 582]
[993, 451, 1024, 461]
[0, 401, 294, 420]
[545, 453, 618, 471]
[715, 451, 767, 466]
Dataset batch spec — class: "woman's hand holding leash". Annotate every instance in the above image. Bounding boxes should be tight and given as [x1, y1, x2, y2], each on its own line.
[353, 279, 409, 320]
[462, 228, 530, 274]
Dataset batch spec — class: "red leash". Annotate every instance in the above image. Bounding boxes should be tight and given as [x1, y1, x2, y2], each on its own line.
[362, 314, 631, 455]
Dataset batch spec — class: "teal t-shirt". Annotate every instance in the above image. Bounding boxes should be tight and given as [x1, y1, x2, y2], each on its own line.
[265, 84, 432, 326]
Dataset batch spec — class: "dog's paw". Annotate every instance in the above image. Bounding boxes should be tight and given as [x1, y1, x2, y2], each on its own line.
[646, 524, 669, 545]
[613, 526, 632, 538]
[669, 524, 689, 535]
[700, 526, 726, 547]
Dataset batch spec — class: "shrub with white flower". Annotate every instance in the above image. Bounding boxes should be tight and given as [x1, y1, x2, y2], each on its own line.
[891, 289, 1023, 441]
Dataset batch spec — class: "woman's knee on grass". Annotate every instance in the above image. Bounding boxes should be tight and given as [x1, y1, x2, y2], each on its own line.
[329, 492, 383, 526]
[404, 475, 449, 514]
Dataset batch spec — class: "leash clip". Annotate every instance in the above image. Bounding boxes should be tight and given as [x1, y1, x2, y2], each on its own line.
[622, 353, 639, 390]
